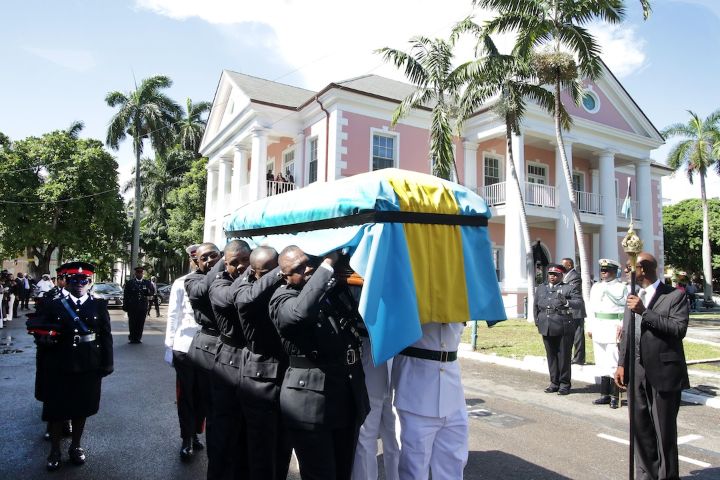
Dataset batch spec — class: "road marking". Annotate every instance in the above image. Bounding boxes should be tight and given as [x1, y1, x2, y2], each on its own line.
[678, 434, 703, 444]
[597, 434, 711, 468]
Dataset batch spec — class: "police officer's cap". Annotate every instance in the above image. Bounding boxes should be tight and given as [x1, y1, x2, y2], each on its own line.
[60, 261, 95, 277]
[134, 265, 145, 272]
[599, 258, 620, 270]
[547, 264, 566, 275]
[185, 244, 199, 259]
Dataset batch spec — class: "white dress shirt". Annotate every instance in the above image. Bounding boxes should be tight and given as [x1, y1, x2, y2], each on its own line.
[164, 275, 200, 354]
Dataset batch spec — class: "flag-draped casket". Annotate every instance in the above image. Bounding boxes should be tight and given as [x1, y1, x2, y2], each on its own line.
[225, 168, 506, 364]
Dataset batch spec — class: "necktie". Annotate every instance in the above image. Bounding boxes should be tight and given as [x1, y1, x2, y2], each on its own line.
[77, 299, 82, 308]
[634, 289, 646, 356]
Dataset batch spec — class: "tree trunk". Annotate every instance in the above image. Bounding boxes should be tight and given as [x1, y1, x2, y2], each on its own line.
[700, 173, 714, 304]
[505, 123, 535, 322]
[131, 135, 142, 271]
[554, 82, 591, 306]
[32, 245, 56, 279]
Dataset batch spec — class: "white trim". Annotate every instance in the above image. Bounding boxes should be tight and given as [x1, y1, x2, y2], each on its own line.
[572, 170, 586, 192]
[492, 244, 504, 282]
[266, 157, 275, 175]
[369, 128, 399, 171]
[581, 87, 601, 114]
[282, 146, 296, 180]
[526, 161, 548, 185]
[306, 136, 319, 184]
[482, 150, 505, 186]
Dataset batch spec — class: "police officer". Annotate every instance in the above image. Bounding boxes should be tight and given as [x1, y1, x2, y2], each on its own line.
[534, 263, 583, 395]
[587, 258, 627, 408]
[269, 246, 369, 480]
[123, 266, 154, 344]
[27, 262, 113, 471]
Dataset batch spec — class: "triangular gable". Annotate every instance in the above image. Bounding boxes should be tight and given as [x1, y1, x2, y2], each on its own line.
[201, 71, 253, 152]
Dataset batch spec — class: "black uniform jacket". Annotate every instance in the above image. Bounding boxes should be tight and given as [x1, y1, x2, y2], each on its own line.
[618, 282, 689, 392]
[123, 278, 154, 311]
[269, 267, 369, 430]
[534, 282, 583, 336]
[185, 267, 222, 370]
[562, 268, 586, 318]
[234, 266, 286, 403]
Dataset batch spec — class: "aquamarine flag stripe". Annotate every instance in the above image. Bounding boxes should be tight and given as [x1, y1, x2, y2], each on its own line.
[460, 226, 507, 324]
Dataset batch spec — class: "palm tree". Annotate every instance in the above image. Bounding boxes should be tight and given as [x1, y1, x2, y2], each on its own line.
[476, 0, 628, 304]
[177, 98, 212, 156]
[376, 36, 470, 180]
[663, 110, 720, 305]
[105, 75, 181, 270]
[452, 20, 570, 321]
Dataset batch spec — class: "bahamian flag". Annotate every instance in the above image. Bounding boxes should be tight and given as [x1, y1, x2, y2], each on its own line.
[621, 178, 632, 220]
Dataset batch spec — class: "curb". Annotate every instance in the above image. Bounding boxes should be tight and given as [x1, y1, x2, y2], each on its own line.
[458, 343, 719, 409]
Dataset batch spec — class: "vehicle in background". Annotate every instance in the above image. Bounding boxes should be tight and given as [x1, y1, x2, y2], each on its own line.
[156, 284, 172, 304]
[92, 282, 124, 308]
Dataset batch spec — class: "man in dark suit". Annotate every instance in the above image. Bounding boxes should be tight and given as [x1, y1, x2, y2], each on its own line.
[534, 263, 583, 395]
[615, 252, 689, 480]
[562, 257, 587, 364]
[269, 246, 369, 480]
[122, 266, 154, 343]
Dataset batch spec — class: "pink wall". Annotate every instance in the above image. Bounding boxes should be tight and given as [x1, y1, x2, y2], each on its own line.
[561, 79, 635, 133]
[477, 138, 506, 187]
[266, 137, 294, 175]
[524, 145, 555, 185]
[488, 222, 505, 246]
[530, 227, 556, 263]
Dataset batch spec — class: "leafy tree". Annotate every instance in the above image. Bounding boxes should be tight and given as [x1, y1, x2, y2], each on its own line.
[105, 75, 181, 270]
[167, 157, 208, 253]
[0, 128, 126, 276]
[177, 98, 212, 156]
[663, 199, 720, 288]
[376, 35, 470, 180]
[662, 110, 720, 303]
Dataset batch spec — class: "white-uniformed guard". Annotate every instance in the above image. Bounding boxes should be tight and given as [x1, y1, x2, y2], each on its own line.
[587, 258, 627, 408]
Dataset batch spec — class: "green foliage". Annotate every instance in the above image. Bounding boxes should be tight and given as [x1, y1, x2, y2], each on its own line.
[0, 129, 126, 276]
[663, 199, 720, 277]
[167, 157, 208, 251]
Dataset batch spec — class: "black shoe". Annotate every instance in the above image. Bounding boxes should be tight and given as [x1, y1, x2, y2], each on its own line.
[192, 435, 204, 451]
[62, 421, 72, 437]
[593, 395, 611, 405]
[544, 385, 559, 393]
[610, 397, 619, 409]
[128, 339, 142, 344]
[68, 446, 86, 465]
[558, 388, 570, 395]
[180, 438, 194, 461]
[46, 450, 61, 471]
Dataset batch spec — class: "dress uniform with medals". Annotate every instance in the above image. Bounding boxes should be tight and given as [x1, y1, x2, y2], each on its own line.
[122, 266, 154, 343]
[269, 248, 369, 480]
[27, 262, 113, 471]
[588, 258, 627, 408]
[534, 263, 583, 395]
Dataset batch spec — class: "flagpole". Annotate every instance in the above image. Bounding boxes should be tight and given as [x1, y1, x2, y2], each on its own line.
[621, 179, 642, 480]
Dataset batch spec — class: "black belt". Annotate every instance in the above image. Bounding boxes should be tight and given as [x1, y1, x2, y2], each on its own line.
[289, 349, 360, 368]
[219, 334, 244, 348]
[72, 333, 96, 345]
[200, 327, 219, 337]
[400, 346, 457, 362]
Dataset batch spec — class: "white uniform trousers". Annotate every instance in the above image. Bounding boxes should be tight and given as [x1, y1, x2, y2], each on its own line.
[397, 407, 468, 480]
[592, 340, 619, 377]
[6, 294, 15, 320]
[352, 336, 400, 480]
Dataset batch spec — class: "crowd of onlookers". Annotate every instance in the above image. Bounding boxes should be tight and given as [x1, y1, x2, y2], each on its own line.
[0, 271, 58, 325]
[266, 171, 295, 195]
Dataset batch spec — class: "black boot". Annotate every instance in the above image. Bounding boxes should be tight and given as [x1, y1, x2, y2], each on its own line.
[180, 438, 193, 461]
[62, 420, 72, 437]
[593, 376, 612, 405]
[610, 381, 620, 409]
[46, 449, 61, 471]
[192, 434, 204, 451]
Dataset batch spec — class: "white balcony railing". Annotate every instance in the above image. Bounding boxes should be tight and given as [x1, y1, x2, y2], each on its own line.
[524, 182, 558, 208]
[481, 182, 506, 206]
[267, 180, 296, 196]
[616, 198, 639, 220]
[576, 190, 602, 215]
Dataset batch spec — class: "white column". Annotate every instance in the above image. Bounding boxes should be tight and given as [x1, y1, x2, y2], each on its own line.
[232, 145, 249, 207]
[598, 149, 619, 262]
[463, 141, 478, 191]
[555, 139, 575, 261]
[294, 133, 305, 188]
[249, 127, 268, 200]
[216, 157, 232, 217]
[636, 158, 654, 253]
[592, 232, 600, 279]
[503, 132, 527, 291]
[203, 161, 218, 242]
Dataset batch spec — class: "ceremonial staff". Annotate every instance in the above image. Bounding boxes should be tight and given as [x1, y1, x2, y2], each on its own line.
[621, 179, 642, 480]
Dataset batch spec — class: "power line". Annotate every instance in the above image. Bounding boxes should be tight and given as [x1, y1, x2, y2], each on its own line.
[0, 188, 118, 205]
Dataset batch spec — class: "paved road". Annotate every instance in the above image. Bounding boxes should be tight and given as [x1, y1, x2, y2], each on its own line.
[1, 307, 718, 479]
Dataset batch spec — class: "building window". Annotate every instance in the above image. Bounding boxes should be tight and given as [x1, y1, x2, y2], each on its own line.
[581, 91, 600, 113]
[492, 247, 502, 281]
[308, 138, 318, 184]
[527, 163, 547, 184]
[372, 133, 396, 171]
[283, 149, 295, 183]
[484, 155, 501, 186]
[572, 172, 585, 192]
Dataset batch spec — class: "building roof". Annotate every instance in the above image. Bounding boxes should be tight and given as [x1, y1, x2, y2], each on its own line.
[331, 74, 431, 108]
[224, 70, 317, 109]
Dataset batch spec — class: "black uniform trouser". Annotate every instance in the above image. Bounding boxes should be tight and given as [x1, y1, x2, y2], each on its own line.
[572, 317, 586, 364]
[289, 423, 360, 480]
[631, 362, 682, 480]
[173, 350, 205, 440]
[148, 296, 160, 317]
[542, 331, 574, 389]
[209, 343, 248, 480]
[127, 307, 147, 342]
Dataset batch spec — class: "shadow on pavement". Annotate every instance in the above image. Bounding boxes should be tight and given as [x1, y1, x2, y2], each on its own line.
[465, 450, 571, 479]
[688, 467, 720, 479]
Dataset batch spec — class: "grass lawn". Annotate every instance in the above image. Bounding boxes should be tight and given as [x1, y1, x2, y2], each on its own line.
[463, 319, 720, 373]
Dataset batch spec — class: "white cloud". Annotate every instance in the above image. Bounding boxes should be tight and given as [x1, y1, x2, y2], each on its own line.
[24, 47, 96, 72]
[588, 23, 647, 78]
[135, 0, 489, 89]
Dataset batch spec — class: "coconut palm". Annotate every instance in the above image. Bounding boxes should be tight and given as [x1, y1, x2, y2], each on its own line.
[663, 110, 720, 305]
[476, 0, 629, 304]
[376, 36, 470, 180]
[177, 98, 212, 156]
[105, 75, 181, 270]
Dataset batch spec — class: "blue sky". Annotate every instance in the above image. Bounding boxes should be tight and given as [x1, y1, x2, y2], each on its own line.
[2, 0, 719, 203]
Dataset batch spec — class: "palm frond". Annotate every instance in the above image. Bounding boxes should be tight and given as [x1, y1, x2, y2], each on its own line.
[556, 24, 602, 79]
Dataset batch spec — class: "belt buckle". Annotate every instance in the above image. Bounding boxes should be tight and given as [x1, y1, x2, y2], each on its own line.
[439, 351, 449, 362]
[73, 334, 80, 346]
[346, 349, 357, 365]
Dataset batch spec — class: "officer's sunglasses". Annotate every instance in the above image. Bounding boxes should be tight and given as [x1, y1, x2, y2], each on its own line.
[67, 277, 91, 286]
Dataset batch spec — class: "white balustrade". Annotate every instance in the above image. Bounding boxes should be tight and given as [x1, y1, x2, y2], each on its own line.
[266, 180, 296, 196]
[575, 190, 603, 214]
[480, 182, 506, 206]
[524, 182, 558, 208]
[616, 198, 639, 219]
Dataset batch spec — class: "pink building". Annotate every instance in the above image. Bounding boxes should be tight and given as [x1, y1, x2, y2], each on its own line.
[199, 68, 668, 317]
